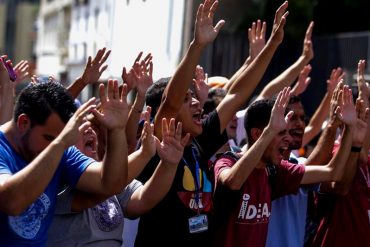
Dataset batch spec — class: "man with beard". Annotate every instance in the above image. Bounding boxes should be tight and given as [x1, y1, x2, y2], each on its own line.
[0, 80, 129, 246]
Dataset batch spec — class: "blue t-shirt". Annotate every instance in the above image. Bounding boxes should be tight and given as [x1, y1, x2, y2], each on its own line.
[266, 153, 318, 247]
[0, 131, 94, 247]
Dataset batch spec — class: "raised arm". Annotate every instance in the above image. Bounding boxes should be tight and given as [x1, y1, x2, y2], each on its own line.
[301, 86, 356, 184]
[193, 65, 209, 109]
[217, 1, 289, 132]
[217, 88, 293, 190]
[123, 53, 153, 153]
[154, 0, 224, 139]
[126, 118, 190, 218]
[76, 80, 129, 196]
[256, 21, 314, 101]
[224, 20, 267, 92]
[68, 47, 111, 99]
[301, 67, 344, 147]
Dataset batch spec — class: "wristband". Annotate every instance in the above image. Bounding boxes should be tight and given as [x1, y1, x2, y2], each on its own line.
[351, 146, 362, 153]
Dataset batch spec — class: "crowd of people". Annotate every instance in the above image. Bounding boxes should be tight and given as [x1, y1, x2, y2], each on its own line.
[0, 0, 369, 246]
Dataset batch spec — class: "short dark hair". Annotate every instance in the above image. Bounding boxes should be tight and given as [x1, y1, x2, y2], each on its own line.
[244, 99, 275, 144]
[145, 77, 170, 119]
[203, 87, 226, 115]
[14, 82, 77, 126]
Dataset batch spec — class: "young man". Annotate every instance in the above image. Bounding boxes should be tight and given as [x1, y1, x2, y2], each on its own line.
[0, 80, 129, 246]
[135, 1, 289, 246]
[212, 86, 359, 247]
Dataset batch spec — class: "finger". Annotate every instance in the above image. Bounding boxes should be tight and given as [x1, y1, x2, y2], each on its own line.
[92, 48, 104, 64]
[77, 104, 97, 122]
[99, 83, 107, 104]
[169, 118, 176, 137]
[305, 21, 314, 41]
[121, 67, 127, 81]
[214, 20, 225, 33]
[149, 61, 153, 76]
[274, 1, 288, 25]
[196, 3, 204, 23]
[261, 21, 266, 39]
[107, 79, 114, 100]
[175, 121, 182, 140]
[256, 20, 261, 38]
[78, 121, 92, 134]
[120, 83, 128, 102]
[248, 28, 252, 42]
[133, 51, 143, 66]
[203, 0, 213, 16]
[143, 53, 151, 64]
[285, 110, 294, 122]
[99, 64, 108, 74]
[251, 22, 256, 40]
[113, 79, 119, 100]
[100, 49, 111, 64]
[162, 118, 169, 137]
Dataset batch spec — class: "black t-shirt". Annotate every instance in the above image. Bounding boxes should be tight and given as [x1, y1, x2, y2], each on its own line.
[135, 110, 228, 247]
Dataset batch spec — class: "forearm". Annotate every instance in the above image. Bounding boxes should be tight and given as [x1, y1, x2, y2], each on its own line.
[127, 148, 152, 183]
[224, 56, 252, 92]
[302, 93, 331, 147]
[258, 56, 309, 100]
[219, 128, 275, 190]
[0, 141, 66, 215]
[126, 94, 145, 154]
[328, 126, 353, 181]
[227, 39, 280, 109]
[67, 77, 86, 99]
[126, 160, 177, 218]
[331, 152, 360, 195]
[305, 122, 338, 165]
[101, 129, 128, 194]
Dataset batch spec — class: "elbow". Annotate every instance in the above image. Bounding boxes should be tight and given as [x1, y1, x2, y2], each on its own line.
[223, 179, 243, 191]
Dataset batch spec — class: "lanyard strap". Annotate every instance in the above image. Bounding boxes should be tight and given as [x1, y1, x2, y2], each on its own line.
[182, 147, 201, 214]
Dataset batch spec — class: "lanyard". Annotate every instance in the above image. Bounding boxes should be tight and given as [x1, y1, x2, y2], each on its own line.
[182, 147, 201, 214]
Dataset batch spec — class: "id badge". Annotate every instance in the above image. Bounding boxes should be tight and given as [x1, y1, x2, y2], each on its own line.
[188, 214, 208, 234]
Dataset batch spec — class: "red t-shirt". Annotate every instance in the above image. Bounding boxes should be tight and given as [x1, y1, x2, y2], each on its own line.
[313, 158, 370, 246]
[212, 153, 305, 247]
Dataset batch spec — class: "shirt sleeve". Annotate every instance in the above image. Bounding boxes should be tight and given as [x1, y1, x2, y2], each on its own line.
[60, 146, 96, 188]
[116, 179, 142, 216]
[272, 160, 305, 199]
[196, 110, 228, 160]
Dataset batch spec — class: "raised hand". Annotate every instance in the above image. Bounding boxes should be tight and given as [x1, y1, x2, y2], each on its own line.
[335, 85, 356, 127]
[270, 1, 289, 45]
[13, 60, 30, 85]
[357, 60, 370, 103]
[352, 98, 369, 147]
[0, 55, 11, 85]
[56, 97, 97, 149]
[291, 64, 312, 96]
[327, 67, 345, 95]
[302, 21, 314, 61]
[193, 65, 209, 105]
[248, 20, 266, 60]
[156, 118, 190, 166]
[80, 47, 111, 85]
[268, 87, 293, 134]
[329, 80, 344, 127]
[136, 54, 153, 97]
[140, 108, 156, 159]
[92, 80, 129, 130]
[194, 0, 225, 46]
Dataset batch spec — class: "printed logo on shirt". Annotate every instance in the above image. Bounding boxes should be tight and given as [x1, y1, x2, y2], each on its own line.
[92, 198, 123, 232]
[237, 193, 270, 223]
[177, 166, 213, 212]
[9, 193, 50, 239]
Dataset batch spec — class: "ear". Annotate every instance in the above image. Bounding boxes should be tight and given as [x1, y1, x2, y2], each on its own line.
[250, 128, 263, 142]
[17, 114, 31, 133]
